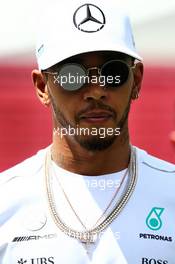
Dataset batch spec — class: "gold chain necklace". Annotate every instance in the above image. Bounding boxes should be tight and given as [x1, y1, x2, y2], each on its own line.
[45, 145, 138, 245]
[53, 164, 129, 231]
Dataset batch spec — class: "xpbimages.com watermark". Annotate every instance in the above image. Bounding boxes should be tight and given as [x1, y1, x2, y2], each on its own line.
[53, 74, 121, 87]
[53, 126, 121, 139]
[67, 230, 121, 242]
[86, 178, 121, 191]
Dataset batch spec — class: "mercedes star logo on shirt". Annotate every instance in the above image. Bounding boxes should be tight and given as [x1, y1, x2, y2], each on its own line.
[73, 4, 106, 33]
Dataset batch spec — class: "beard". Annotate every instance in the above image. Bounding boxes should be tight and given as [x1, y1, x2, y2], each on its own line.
[51, 97, 131, 152]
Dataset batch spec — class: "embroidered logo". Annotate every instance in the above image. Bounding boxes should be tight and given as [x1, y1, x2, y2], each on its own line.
[73, 4, 106, 33]
[146, 207, 164, 231]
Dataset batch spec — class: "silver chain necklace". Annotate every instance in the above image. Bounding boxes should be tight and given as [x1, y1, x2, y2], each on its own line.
[53, 164, 129, 231]
[45, 145, 138, 245]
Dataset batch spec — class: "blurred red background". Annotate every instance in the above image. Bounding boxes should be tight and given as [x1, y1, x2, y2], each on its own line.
[0, 63, 175, 172]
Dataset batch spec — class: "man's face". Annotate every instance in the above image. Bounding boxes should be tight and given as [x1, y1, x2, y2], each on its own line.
[41, 51, 142, 151]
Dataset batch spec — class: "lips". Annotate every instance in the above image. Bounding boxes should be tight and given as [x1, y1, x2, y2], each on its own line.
[79, 110, 114, 123]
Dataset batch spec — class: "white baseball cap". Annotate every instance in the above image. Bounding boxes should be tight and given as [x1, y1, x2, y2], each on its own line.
[36, 0, 142, 70]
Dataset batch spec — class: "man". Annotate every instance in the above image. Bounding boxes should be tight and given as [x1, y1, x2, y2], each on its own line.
[0, 1, 175, 263]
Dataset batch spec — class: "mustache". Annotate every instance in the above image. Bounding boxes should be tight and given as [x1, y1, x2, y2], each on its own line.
[76, 101, 117, 121]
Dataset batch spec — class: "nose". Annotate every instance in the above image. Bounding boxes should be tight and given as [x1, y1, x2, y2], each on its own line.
[83, 84, 108, 102]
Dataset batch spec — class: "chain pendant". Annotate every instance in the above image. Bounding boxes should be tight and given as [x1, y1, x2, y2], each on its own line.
[81, 233, 96, 256]
[83, 240, 91, 255]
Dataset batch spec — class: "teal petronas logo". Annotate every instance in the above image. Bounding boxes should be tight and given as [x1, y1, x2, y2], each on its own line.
[146, 207, 164, 231]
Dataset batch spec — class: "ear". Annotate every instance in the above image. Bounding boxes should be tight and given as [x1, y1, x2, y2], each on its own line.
[31, 69, 51, 107]
[131, 62, 144, 100]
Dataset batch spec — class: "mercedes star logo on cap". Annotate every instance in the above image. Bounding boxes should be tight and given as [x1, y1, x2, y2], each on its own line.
[73, 4, 106, 33]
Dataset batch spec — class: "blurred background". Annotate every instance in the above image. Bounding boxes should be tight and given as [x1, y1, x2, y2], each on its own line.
[0, 0, 175, 171]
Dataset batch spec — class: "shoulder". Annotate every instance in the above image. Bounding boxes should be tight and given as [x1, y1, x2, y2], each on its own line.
[135, 147, 175, 202]
[0, 147, 48, 186]
[135, 146, 175, 174]
[0, 147, 49, 231]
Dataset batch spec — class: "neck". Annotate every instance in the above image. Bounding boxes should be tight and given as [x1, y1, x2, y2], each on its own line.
[51, 127, 131, 176]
